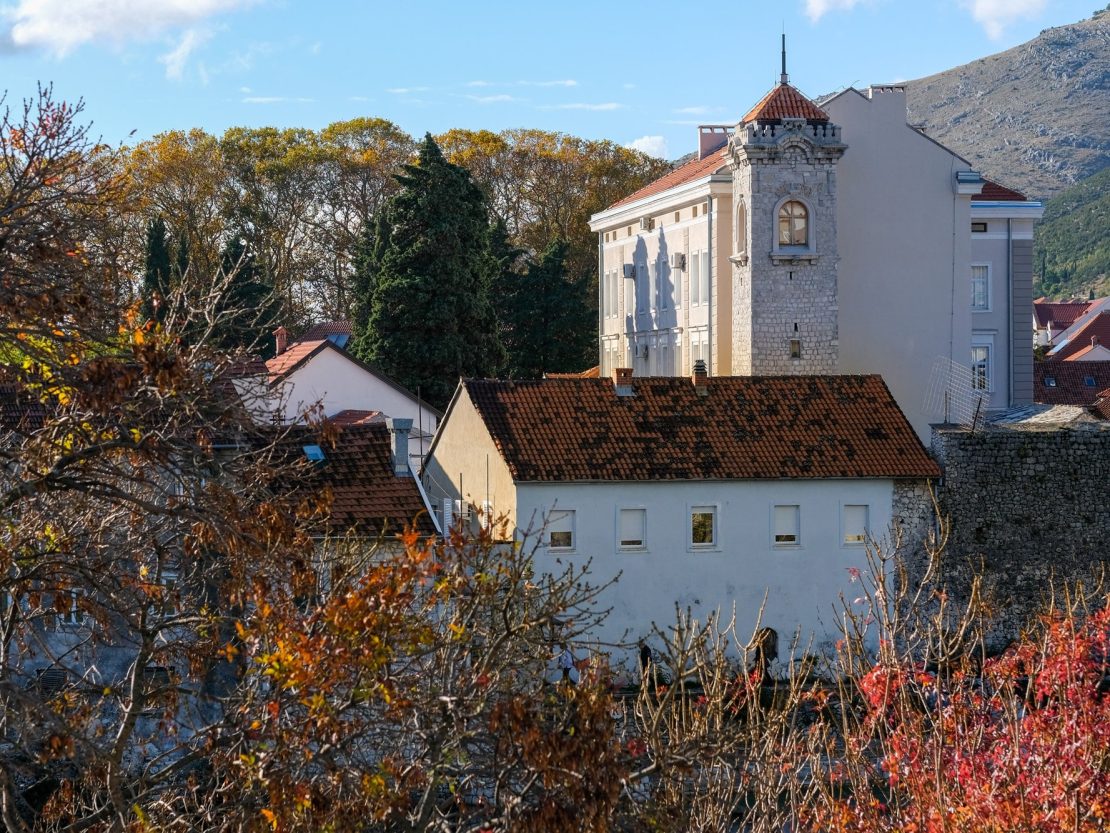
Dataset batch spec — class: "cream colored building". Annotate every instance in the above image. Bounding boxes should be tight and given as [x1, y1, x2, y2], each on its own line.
[589, 74, 1043, 441]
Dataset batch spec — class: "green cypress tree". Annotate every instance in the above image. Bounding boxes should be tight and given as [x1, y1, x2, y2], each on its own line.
[213, 233, 281, 358]
[174, 232, 190, 283]
[502, 239, 593, 378]
[141, 217, 171, 325]
[353, 135, 505, 408]
[349, 217, 381, 360]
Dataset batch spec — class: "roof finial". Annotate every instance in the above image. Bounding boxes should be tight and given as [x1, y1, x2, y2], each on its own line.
[780, 32, 789, 85]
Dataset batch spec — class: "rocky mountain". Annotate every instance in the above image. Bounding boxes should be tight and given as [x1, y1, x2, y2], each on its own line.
[906, 7, 1110, 200]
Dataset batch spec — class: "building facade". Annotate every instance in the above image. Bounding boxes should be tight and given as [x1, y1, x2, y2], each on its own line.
[589, 78, 1043, 440]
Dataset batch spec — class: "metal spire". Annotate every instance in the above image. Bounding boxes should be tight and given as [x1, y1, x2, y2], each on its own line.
[780, 33, 789, 85]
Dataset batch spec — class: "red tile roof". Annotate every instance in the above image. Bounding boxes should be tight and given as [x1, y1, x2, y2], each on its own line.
[742, 83, 829, 124]
[462, 375, 938, 482]
[1092, 390, 1110, 421]
[298, 320, 352, 342]
[0, 382, 46, 432]
[977, 180, 1029, 201]
[607, 150, 729, 210]
[1034, 300, 1092, 330]
[266, 339, 328, 379]
[1034, 361, 1110, 406]
[290, 423, 435, 536]
[327, 409, 384, 426]
[1048, 312, 1110, 361]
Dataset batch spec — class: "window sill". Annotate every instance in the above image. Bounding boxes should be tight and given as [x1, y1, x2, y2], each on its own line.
[971, 308, 992, 314]
[729, 253, 749, 266]
[689, 545, 720, 553]
[618, 546, 647, 553]
[770, 252, 818, 264]
[548, 547, 576, 555]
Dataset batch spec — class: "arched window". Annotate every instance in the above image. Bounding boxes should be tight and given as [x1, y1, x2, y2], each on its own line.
[778, 200, 808, 247]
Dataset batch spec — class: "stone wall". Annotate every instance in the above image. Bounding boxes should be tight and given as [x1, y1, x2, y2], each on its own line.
[927, 422, 1110, 641]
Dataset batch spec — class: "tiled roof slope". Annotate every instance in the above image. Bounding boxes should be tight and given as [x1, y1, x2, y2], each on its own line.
[266, 339, 327, 379]
[291, 423, 435, 536]
[1034, 361, 1110, 405]
[327, 409, 384, 426]
[977, 180, 1029, 201]
[464, 375, 939, 482]
[1033, 300, 1091, 330]
[742, 83, 829, 124]
[1048, 312, 1110, 361]
[545, 366, 600, 379]
[608, 150, 728, 210]
[0, 382, 46, 432]
[298, 320, 352, 342]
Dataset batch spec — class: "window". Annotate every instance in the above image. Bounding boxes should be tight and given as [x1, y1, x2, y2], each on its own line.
[789, 339, 802, 360]
[649, 262, 659, 311]
[1044, 376, 1057, 388]
[547, 509, 575, 550]
[604, 232, 609, 243]
[690, 506, 716, 548]
[699, 251, 709, 305]
[624, 272, 634, 319]
[692, 204, 699, 218]
[690, 327, 709, 372]
[636, 264, 648, 315]
[971, 336, 993, 392]
[690, 251, 701, 306]
[61, 591, 84, 626]
[619, 508, 646, 549]
[1084, 376, 1096, 387]
[971, 264, 990, 311]
[674, 211, 680, 223]
[842, 505, 869, 545]
[971, 221, 988, 233]
[302, 444, 325, 463]
[736, 203, 748, 256]
[773, 505, 800, 546]
[778, 200, 808, 246]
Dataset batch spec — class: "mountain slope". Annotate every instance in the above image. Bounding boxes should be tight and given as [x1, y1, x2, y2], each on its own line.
[906, 8, 1110, 200]
[1033, 166, 1110, 298]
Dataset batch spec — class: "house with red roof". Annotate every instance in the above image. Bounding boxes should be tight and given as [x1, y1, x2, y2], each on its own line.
[589, 55, 1043, 441]
[1045, 309, 1110, 362]
[258, 322, 440, 465]
[424, 369, 938, 654]
[1033, 298, 1100, 347]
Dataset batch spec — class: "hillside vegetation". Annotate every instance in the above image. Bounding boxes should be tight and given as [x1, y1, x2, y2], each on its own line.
[1033, 167, 1110, 299]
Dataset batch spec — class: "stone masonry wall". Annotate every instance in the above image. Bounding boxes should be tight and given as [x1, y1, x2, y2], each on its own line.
[926, 423, 1110, 642]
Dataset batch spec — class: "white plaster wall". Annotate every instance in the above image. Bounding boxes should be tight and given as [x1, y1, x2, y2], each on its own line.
[277, 348, 438, 456]
[517, 478, 895, 664]
[825, 89, 974, 441]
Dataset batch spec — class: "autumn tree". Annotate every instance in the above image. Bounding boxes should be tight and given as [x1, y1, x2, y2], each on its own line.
[352, 135, 504, 408]
[140, 215, 171, 323]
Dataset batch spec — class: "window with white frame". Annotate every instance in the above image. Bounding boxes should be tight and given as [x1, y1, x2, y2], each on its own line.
[636, 264, 648, 316]
[690, 506, 717, 548]
[699, 251, 709, 305]
[690, 251, 701, 306]
[649, 262, 659, 311]
[619, 508, 646, 549]
[971, 264, 990, 311]
[736, 203, 748, 257]
[690, 328, 709, 373]
[672, 260, 681, 307]
[547, 509, 575, 550]
[842, 505, 869, 545]
[61, 590, 84, 626]
[624, 271, 634, 319]
[773, 505, 800, 546]
[971, 335, 994, 392]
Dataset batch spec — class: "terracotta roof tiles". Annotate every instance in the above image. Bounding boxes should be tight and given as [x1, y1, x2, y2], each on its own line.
[463, 375, 938, 482]
[1034, 300, 1091, 330]
[298, 320, 352, 343]
[977, 180, 1029, 202]
[1034, 361, 1110, 406]
[742, 83, 829, 124]
[608, 150, 729, 210]
[1048, 312, 1110, 361]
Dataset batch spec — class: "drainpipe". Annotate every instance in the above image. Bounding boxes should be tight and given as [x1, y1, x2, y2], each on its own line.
[1007, 218, 1014, 407]
[707, 195, 714, 374]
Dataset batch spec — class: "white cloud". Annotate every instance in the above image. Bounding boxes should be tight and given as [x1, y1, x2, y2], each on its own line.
[466, 80, 492, 87]
[2, 0, 256, 56]
[465, 94, 519, 104]
[159, 28, 208, 80]
[804, 0, 865, 22]
[525, 79, 577, 87]
[547, 102, 624, 111]
[961, 0, 1046, 39]
[626, 135, 668, 158]
[386, 86, 429, 95]
[674, 105, 714, 115]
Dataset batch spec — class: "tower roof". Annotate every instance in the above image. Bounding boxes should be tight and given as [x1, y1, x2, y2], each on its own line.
[742, 83, 830, 124]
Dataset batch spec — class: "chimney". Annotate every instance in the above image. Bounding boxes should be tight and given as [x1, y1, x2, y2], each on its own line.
[698, 125, 729, 160]
[385, 417, 413, 476]
[614, 367, 634, 397]
[1093, 335, 1101, 348]
[692, 359, 708, 397]
[273, 325, 289, 356]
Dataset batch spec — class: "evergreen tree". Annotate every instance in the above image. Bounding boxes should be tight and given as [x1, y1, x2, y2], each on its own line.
[213, 233, 281, 358]
[349, 217, 381, 359]
[352, 135, 505, 408]
[174, 231, 190, 282]
[501, 239, 594, 378]
[141, 217, 171, 324]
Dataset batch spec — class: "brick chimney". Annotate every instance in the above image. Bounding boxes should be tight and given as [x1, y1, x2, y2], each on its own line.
[385, 417, 413, 476]
[692, 359, 708, 396]
[614, 367, 634, 397]
[273, 325, 289, 356]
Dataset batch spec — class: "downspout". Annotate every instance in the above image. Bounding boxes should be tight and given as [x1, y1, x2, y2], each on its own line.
[707, 194, 714, 375]
[1007, 218, 1014, 406]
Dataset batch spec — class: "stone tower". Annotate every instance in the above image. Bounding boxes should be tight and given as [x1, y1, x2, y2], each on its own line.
[728, 56, 847, 376]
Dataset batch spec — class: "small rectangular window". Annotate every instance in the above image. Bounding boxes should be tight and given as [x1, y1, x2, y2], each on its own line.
[691, 506, 716, 548]
[692, 204, 698, 218]
[604, 232, 609, 242]
[773, 505, 800, 546]
[971, 342, 992, 392]
[971, 221, 988, 233]
[547, 509, 575, 550]
[843, 505, 868, 545]
[789, 339, 802, 359]
[674, 211, 680, 223]
[1044, 376, 1057, 388]
[627, 225, 633, 237]
[1084, 376, 1096, 387]
[619, 508, 646, 549]
[971, 265, 989, 311]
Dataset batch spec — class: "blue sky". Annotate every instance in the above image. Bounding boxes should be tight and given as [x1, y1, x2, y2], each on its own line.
[0, 0, 1100, 158]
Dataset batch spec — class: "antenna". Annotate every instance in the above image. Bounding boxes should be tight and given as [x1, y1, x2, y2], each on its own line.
[780, 32, 789, 85]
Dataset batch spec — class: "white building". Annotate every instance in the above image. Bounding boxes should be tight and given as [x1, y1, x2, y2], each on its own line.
[423, 371, 938, 655]
[589, 73, 1043, 441]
